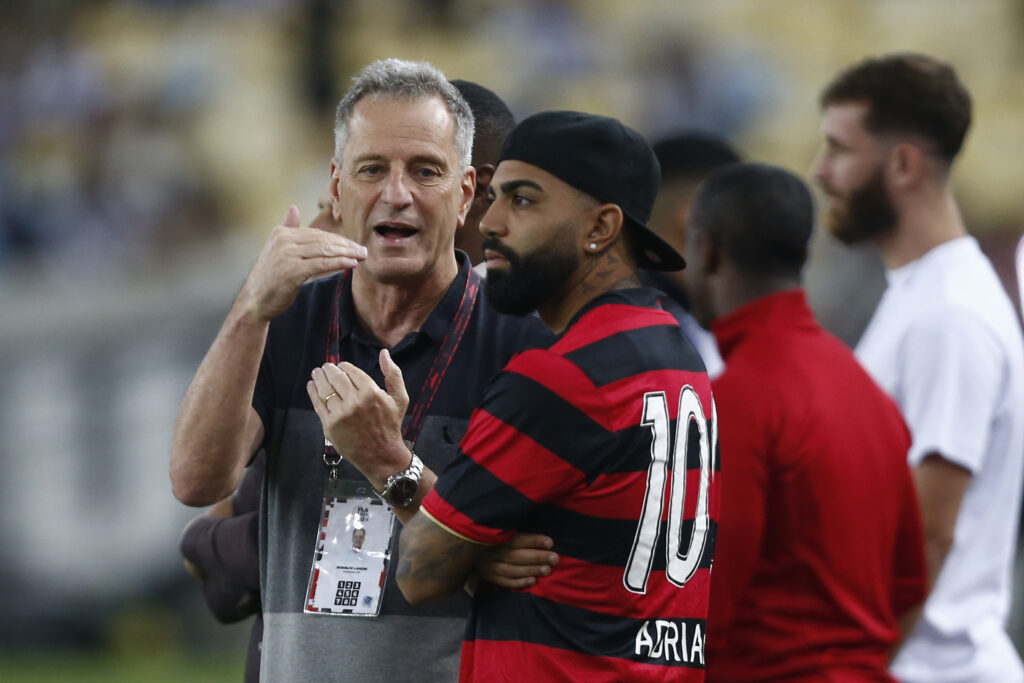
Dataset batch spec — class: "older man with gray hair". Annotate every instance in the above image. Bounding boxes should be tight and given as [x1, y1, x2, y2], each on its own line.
[170, 58, 548, 681]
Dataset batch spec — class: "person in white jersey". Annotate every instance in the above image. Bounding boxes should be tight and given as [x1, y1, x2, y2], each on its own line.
[812, 53, 1024, 682]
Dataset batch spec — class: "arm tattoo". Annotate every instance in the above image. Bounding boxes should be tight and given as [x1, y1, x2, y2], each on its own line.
[398, 513, 481, 596]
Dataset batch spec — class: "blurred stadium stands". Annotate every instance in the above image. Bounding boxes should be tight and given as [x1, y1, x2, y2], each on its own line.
[1, 0, 1023, 677]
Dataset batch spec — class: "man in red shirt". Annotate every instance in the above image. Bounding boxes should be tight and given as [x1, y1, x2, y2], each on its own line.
[681, 162, 927, 681]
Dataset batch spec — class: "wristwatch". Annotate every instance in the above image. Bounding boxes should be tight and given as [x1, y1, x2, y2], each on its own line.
[375, 452, 424, 508]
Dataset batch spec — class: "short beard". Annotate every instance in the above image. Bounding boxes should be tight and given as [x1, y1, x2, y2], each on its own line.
[484, 228, 579, 316]
[827, 167, 898, 245]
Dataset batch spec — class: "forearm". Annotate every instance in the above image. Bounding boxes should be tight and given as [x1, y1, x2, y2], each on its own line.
[171, 298, 268, 506]
[912, 453, 970, 591]
[922, 534, 954, 592]
[171, 210, 370, 506]
[397, 511, 484, 604]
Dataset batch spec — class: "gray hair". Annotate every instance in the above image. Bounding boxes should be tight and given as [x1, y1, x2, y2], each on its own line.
[333, 58, 474, 169]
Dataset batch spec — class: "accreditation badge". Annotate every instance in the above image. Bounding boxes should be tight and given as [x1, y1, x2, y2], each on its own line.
[304, 478, 394, 617]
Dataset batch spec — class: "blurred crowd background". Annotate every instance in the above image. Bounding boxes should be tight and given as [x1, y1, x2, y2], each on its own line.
[2, 0, 1023, 680]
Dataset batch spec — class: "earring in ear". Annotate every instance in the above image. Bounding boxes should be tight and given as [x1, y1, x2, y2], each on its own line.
[588, 242, 598, 251]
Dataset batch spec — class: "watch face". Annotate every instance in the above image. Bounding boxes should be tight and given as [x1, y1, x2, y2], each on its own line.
[389, 477, 418, 507]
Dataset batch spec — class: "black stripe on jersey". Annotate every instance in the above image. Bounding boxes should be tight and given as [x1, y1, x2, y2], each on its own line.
[433, 451, 538, 525]
[433, 450, 720, 569]
[525, 505, 717, 572]
[469, 589, 707, 669]
[563, 324, 706, 388]
[483, 372, 644, 478]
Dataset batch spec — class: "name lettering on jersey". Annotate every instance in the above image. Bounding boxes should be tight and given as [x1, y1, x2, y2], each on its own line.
[634, 619, 704, 666]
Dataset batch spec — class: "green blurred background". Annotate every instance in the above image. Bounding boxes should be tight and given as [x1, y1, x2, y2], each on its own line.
[1, 0, 1022, 680]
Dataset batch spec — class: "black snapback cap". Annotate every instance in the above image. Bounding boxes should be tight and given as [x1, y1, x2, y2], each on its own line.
[497, 110, 685, 271]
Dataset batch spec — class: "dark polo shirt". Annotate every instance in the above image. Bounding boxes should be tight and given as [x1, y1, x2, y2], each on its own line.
[252, 251, 550, 682]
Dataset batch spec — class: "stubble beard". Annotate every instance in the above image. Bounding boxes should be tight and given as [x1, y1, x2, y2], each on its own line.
[826, 167, 898, 245]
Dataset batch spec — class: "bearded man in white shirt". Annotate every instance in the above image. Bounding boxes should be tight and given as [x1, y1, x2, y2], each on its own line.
[812, 52, 1024, 683]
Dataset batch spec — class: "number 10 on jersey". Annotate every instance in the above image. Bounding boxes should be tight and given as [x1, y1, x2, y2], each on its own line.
[625, 387, 717, 594]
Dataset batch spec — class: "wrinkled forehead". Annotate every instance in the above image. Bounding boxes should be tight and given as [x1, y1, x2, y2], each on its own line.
[343, 95, 459, 163]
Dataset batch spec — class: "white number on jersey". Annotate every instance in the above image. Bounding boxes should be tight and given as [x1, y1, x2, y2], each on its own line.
[624, 388, 715, 593]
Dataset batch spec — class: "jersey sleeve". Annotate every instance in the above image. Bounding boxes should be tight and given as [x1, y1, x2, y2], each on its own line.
[421, 349, 599, 546]
[899, 308, 1004, 472]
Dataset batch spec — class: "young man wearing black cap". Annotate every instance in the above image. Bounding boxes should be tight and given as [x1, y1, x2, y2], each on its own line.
[309, 110, 718, 680]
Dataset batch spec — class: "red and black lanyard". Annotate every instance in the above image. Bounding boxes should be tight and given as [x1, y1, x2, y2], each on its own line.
[321, 269, 481, 475]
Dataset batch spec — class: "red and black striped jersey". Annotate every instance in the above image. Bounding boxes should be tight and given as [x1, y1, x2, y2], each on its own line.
[421, 287, 719, 682]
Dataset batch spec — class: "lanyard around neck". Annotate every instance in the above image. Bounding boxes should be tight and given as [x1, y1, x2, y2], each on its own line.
[321, 268, 482, 472]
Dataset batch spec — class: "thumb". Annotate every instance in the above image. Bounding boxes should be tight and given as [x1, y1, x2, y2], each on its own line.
[380, 349, 409, 409]
[282, 205, 301, 228]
